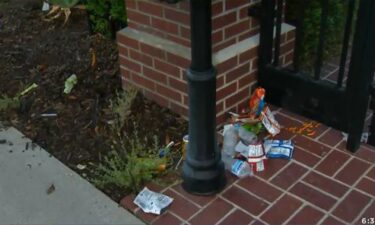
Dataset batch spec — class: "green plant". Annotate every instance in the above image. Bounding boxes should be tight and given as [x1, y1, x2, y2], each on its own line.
[85, 0, 127, 38]
[94, 87, 171, 193]
[286, 0, 347, 71]
[109, 86, 138, 131]
[0, 94, 19, 112]
[0, 83, 38, 112]
[94, 131, 165, 193]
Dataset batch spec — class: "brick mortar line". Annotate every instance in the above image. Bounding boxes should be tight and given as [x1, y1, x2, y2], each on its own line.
[160, 3, 190, 14]
[287, 125, 373, 166]
[126, 50, 156, 69]
[184, 179, 242, 223]
[279, 37, 296, 48]
[218, 194, 270, 225]
[353, 198, 374, 225]
[365, 173, 375, 182]
[330, 154, 353, 179]
[167, 208, 191, 225]
[223, 4, 254, 17]
[253, 172, 349, 225]
[320, 164, 375, 225]
[258, 159, 293, 182]
[137, 64, 187, 102]
[139, 69, 187, 99]
[334, 146, 374, 165]
[259, 191, 304, 224]
[252, 150, 351, 223]
[292, 156, 374, 200]
[216, 124, 371, 224]
[184, 195, 220, 222]
[214, 207, 237, 225]
[222, 27, 256, 44]
[212, 18, 251, 35]
[216, 77, 239, 93]
[299, 180, 341, 200]
[137, 24, 191, 49]
[218, 81, 243, 102]
[290, 151, 352, 189]
[313, 126, 332, 141]
[118, 42, 138, 51]
[212, 4, 252, 20]
[231, 65, 257, 86]
[321, 66, 339, 80]
[167, 186, 204, 209]
[233, 182, 276, 205]
[280, 48, 294, 58]
[277, 110, 307, 124]
[228, 164, 314, 223]
[129, 49, 186, 77]
[224, 80, 254, 104]
[119, 56, 144, 74]
[281, 202, 310, 225]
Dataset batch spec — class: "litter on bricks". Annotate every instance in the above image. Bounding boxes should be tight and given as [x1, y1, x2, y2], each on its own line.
[221, 87, 294, 177]
[133, 187, 173, 215]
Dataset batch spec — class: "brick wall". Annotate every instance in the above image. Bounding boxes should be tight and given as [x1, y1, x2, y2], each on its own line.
[118, 0, 295, 126]
[126, 0, 260, 52]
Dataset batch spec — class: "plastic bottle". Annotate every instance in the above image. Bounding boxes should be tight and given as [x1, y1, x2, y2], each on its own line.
[239, 126, 257, 145]
[222, 125, 239, 157]
[222, 154, 252, 178]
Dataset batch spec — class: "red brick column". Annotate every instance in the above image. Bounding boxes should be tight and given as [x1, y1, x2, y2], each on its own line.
[118, 0, 295, 126]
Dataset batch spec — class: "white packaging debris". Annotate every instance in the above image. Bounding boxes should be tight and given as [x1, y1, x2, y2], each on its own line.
[133, 187, 173, 215]
[42, 1, 50, 11]
[260, 107, 281, 136]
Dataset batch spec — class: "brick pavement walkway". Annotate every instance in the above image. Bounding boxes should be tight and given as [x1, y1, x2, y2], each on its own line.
[120, 108, 375, 225]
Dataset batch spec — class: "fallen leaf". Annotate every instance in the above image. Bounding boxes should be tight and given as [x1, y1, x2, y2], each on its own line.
[76, 164, 86, 170]
[46, 184, 55, 195]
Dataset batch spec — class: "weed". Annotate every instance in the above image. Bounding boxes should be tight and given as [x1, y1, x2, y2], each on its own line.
[109, 86, 138, 132]
[94, 87, 170, 193]
[0, 94, 19, 112]
[94, 130, 165, 193]
[85, 0, 127, 38]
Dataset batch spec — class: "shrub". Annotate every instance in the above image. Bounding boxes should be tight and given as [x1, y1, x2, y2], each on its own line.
[94, 87, 170, 193]
[285, 0, 347, 71]
[85, 0, 127, 38]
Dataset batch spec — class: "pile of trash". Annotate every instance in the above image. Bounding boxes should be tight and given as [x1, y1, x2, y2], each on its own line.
[221, 87, 294, 178]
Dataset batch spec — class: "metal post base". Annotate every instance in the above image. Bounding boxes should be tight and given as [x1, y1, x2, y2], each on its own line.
[181, 68, 226, 195]
[182, 162, 226, 195]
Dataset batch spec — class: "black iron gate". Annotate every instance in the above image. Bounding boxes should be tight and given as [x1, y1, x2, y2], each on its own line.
[255, 0, 375, 152]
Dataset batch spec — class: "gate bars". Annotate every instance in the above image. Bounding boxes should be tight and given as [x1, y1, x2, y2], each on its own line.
[258, 0, 375, 152]
[345, 0, 375, 151]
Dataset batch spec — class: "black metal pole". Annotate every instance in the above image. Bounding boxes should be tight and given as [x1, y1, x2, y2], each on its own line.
[182, 0, 226, 195]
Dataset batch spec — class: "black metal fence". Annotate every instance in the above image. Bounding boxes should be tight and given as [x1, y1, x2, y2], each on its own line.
[255, 0, 375, 152]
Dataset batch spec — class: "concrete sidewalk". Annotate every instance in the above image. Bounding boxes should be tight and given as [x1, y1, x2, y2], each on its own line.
[0, 126, 144, 225]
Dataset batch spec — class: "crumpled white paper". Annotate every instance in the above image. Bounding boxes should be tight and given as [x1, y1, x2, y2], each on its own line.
[133, 187, 173, 215]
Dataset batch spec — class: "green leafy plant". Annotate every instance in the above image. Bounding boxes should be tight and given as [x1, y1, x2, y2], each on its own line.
[85, 0, 127, 38]
[0, 95, 20, 112]
[285, 0, 347, 71]
[94, 132, 165, 193]
[0, 83, 38, 112]
[94, 87, 170, 193]
[109, 86, 138, 131]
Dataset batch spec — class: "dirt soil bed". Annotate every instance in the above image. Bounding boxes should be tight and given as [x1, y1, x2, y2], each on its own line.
[0, 0, 188, 202]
